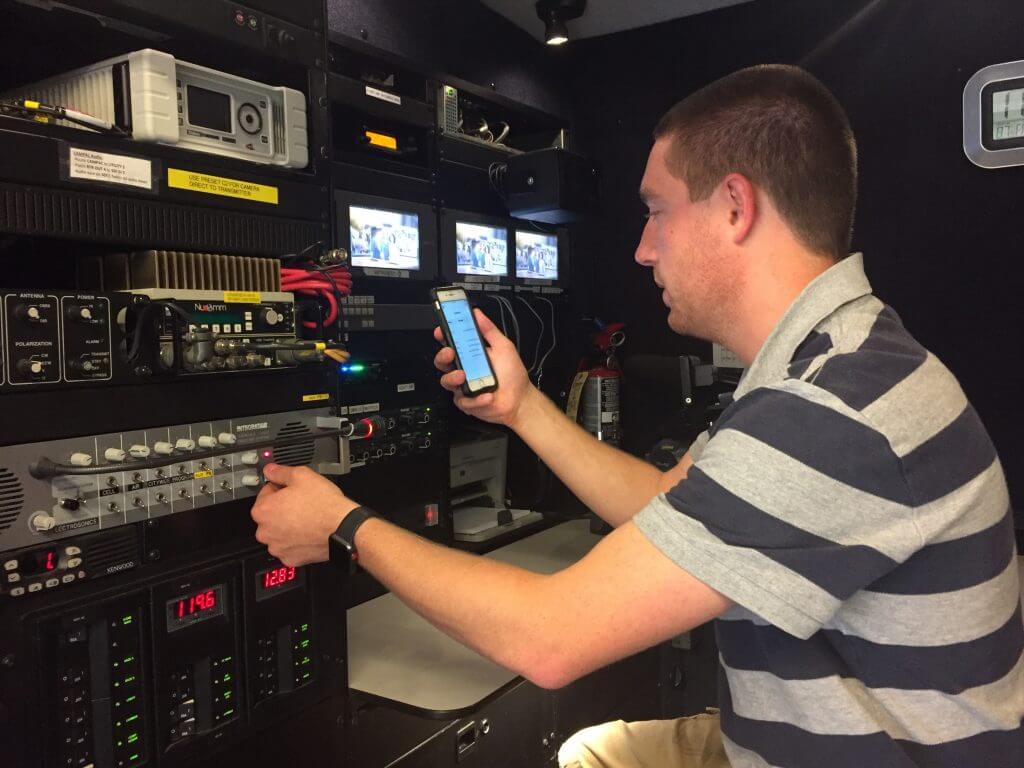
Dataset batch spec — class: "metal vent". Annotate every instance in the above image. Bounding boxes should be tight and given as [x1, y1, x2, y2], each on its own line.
[272, 101, 285, 155]
[275, 423, 314, 467]
[118, 250, 281, 291]
[0, 468, 24, 533]
[0, 182, 323, 256]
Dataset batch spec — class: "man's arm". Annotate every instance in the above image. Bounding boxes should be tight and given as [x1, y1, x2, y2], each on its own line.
[434, 310, 689, 527]
[252, 465, 731, 689]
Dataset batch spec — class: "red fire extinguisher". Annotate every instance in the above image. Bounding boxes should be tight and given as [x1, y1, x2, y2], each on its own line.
[567, 322, 625, 446]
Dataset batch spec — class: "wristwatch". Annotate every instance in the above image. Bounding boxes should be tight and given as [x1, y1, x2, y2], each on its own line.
[329, 505, 376, 574]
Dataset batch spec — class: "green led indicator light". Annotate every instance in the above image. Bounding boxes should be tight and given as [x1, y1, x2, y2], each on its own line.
[301, 623, 309, 631]
[302, 672, 310, 680]
[224, 708, 235, 717]
[300, 639, 310, 648]
[127, 732, 139, 744]
[223, 673, 232, 682]
[126, 714, 139, 724]
[130, 754, 140, 762]
[224, 691, 233, 699]
[125, 695, 137, 704]
[122, 615, 133, 625]
[124, 655, 135, 664]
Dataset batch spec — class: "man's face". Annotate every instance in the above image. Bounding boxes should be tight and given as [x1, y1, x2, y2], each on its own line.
[636, 139, 732, 338]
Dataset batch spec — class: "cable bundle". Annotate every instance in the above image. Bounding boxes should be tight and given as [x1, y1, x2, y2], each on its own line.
[280, 255, 353, 331]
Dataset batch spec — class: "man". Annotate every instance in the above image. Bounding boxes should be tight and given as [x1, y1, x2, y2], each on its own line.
[252, 65, 1023, 767]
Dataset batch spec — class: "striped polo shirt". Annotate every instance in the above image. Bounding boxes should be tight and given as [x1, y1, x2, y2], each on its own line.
[634, 253, 1023, 767]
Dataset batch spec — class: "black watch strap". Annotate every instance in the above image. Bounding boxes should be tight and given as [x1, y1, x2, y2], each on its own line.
[330, 505, 376, 573]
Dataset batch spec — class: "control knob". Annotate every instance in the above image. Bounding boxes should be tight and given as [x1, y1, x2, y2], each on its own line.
[241, 473, 262, 488]
[65, 304, 93, 322]
[16, 359, 44, 377]
[240, 451, 260, 466]
[218, 433, 237, 445]
[68, 452, 93, 467]
[175, 439, 196, 452]
[104, 448, 127, 463]
[153, 442, 174, 455]
[31, 513, 57, 532]
[260, 307, 283, 327]
[128, 445, 151, 459]
[15, 304, 42, 323]
[197, 435, 218, 449]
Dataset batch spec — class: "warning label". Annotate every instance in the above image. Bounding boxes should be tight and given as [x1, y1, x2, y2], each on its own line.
[167, 168, 279, 204]
[68, 147, 153, 190]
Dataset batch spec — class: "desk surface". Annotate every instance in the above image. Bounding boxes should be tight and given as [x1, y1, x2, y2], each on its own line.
[347, 519, 600, 716]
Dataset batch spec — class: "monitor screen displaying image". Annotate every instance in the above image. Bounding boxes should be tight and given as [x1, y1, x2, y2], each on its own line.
[455, 222, 508, 277]
[515, 230, 559, 280]
[350, 206, 421, 271]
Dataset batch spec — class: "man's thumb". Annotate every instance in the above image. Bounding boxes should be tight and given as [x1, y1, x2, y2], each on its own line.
[262, 463, 296, 486]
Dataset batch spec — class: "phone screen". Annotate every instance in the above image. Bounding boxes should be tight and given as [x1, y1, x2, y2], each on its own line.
[439, 296, 495, 388]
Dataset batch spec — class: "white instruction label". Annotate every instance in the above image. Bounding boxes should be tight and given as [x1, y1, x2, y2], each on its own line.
[365, 86, 401, 106]
[69, 147, 152, 190]
[396, 383, 415, 393]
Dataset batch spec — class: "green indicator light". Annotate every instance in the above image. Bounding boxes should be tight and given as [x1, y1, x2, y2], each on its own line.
[122, 615, 133, 625]
[302, 672, 310, 680]
[300, 639, 310, 648]
[223, 673, 232, 682]
[127, 732, 139, 744]
[126, 714, 139, 724]
[222, 656, 232, 663]
[117, 740, 124, 748]
[301, 623, 309, 631]
[124, 655, 135, 664]
[224, 708, 235, 717]
[224, 691, 233, 699]
[125, 695, 137, 704]
[349, 364, 365, 372]
[124, 675, 136, 684]
[130, 754, 140, 762]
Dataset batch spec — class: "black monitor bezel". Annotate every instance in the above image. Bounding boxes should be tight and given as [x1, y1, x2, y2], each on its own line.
[511, 220, 569, 294]
[439, 208, 514, 291]
[335, 190, 438, 282]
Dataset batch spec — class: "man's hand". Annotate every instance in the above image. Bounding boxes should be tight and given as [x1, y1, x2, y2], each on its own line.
[250, 464, 360, 567]
[433, 308, 536, 428]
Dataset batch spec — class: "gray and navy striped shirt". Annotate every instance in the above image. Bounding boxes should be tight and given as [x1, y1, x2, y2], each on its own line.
[635, 254, 1023, 767]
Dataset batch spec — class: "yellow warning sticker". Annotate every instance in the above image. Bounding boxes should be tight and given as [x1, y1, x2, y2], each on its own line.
[302, 393, 330, 402]
[194, 470, 214, 479]
[167, 168, 279, 204]
[224, 291, 261, 304]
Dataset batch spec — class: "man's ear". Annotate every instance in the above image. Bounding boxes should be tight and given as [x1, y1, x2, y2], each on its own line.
[721, 173, 757, 244]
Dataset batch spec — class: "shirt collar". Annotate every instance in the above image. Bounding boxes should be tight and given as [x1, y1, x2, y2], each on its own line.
[733, 253, 873, 399]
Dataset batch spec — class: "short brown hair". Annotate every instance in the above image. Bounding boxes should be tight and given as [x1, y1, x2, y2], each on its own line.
[653, 65, 857, 259]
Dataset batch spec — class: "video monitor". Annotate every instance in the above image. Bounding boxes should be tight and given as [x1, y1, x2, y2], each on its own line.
[350, 206, 420, 271]
[515, 230, 559, 281]
[439, 209, 513, 290]
[335, 190, 438, 282]
[455, 222, 508, 279]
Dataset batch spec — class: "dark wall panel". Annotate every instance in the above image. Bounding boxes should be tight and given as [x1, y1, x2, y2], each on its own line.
[565, 0, 1023, 504]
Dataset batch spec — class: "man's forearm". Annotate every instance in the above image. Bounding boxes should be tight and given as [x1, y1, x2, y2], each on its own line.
[354, 517, 565, 687]
[510, 388, 663, 527]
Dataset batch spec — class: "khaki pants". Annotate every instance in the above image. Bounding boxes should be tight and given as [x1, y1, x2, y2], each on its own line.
[558, 712, 730, 768]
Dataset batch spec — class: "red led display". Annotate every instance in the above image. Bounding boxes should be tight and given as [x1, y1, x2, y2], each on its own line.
[44, 550, 57, 571]
[166, 583, 225, 631]
[262, 566, 297, 589]
[254, 563, 305, 601]
[175, 589, 217, 619]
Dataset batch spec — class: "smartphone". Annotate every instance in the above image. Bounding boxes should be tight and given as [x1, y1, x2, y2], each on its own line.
[431, 286, 498, 396]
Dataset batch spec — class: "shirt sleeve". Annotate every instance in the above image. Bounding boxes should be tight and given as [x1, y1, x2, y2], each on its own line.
[633, 378, 923, 639]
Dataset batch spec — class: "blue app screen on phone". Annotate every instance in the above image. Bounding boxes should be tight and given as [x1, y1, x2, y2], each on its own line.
[441, 299, 493, 383]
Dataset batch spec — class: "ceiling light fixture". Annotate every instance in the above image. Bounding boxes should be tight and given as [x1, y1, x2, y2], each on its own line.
[536, 0, 587, 46]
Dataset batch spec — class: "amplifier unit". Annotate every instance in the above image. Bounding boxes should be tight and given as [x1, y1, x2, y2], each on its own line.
[6, 49, 309, 168]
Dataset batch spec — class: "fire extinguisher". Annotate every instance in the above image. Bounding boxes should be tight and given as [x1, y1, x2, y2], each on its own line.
[567, 322, 625, 446]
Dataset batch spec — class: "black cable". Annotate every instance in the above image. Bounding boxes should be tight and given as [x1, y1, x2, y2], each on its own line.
[126, 301, 193, 364]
